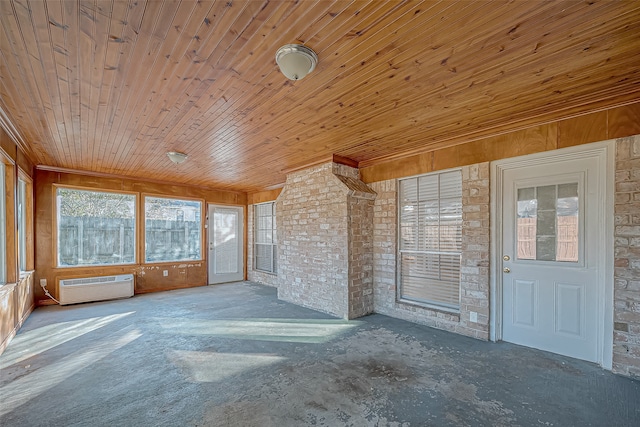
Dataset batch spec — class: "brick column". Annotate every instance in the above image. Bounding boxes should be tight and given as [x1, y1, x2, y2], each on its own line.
[613, 134, 640, 378]
[460, 162, 491, 338]
[276, 162, 375, 319]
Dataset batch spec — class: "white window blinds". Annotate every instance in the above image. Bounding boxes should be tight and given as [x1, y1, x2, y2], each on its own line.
[254, 202, 277, 273]
[399, 170, 462, 310]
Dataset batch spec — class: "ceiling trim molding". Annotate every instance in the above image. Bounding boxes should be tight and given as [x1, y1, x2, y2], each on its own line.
[35, 164, 246, 196]
[332, 154, 359, 169]
[0, 104, 32, 159]
[282, 153, 359, 175]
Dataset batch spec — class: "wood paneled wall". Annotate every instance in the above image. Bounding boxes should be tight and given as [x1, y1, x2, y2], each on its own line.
[361, 102, 640, 183]
[0, 127, 35, 355]
[34, 169, 247, 304]
[248, 188, 283, 205]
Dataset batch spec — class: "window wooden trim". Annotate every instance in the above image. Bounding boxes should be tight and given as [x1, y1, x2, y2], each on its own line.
[141, 193, 205, 264]
[2, 153, 16, 283]
[53, 184, 139, 268]
[253, 202, 277, 274]
[17, 169, 34, 272]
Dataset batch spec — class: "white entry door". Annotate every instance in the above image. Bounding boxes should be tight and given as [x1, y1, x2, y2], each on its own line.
[208, 205, 244, 284]
[501, 154, 602, 362]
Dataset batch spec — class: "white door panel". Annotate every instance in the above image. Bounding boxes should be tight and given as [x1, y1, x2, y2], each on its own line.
[208, 205, 244, 284]
[502, 156, 599, 362]
[511, 279, 536, 328]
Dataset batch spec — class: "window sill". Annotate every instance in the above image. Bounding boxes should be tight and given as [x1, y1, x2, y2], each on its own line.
[143, 259, 204, 265]
[396, 298, 460, 317]
[0, 282, 17, 296]
[19, 270, 35, 280]
[253, 269, 277, 276]
[57, 262, 137, 269]
[0, 271, 34, 294]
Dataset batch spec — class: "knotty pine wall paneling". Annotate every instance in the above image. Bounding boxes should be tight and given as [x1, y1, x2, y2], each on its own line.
[0, 127, 35, 355]
[361, 102, 640, 183]
[34, 169, 247, 304]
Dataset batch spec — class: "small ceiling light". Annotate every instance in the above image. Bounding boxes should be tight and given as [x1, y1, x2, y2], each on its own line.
[167, 151, 188, 164]
[275, 44, 318, 80]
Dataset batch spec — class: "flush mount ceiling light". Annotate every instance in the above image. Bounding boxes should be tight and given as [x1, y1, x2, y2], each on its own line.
[275, 44, 318, 80]
[167, 151, 188, 164]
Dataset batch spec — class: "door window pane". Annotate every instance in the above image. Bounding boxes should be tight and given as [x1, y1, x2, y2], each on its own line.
[214, 209, 238, 274]
[516, 183, 579, 262]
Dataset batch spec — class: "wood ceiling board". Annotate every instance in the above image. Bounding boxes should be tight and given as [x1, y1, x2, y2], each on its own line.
[8, 0, 68, 166]
[0, 57, 42, 163]
[155, 1, 388, 141]
[1, 0, 639, 192]
[154, 1, 337, 157]
[156, 0, 450, 179]
[0, 2, 53, 163]
[219, 1, 636, 169]
[105, 0, 178, 170]
[297, 5, 638, 151]
[98, 0, 150, 170]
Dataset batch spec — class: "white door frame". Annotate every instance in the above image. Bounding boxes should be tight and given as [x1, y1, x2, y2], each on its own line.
[207, 204, 244, 284]
[490, 140, 615, 369]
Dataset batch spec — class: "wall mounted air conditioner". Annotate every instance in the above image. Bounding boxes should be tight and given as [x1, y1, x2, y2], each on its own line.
[59, 274, 134, 305]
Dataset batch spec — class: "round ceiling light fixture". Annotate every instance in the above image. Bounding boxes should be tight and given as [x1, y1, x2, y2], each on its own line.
[167, 151, 188, 164]
[275, 44, 318, 81]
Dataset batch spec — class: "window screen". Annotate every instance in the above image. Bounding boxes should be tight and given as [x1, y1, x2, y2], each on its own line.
[57, 188, 136, 267]
[254, 202, 277, 274]
[145, 197, 202, 262]
[399, 170, 462, 310]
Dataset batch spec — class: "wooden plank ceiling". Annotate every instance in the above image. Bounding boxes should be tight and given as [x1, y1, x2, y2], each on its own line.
[1, 0, 639, 193]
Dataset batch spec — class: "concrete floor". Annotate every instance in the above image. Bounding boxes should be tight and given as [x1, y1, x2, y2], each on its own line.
[0, 282, 638, 427]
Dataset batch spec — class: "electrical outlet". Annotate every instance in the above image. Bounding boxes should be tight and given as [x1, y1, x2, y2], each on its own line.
[163, 270, 168, 277]
[469, 311, 478, 323]
[40, 279, 47, 287]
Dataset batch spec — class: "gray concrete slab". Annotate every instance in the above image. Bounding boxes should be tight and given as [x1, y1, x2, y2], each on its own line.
[0, 282, 638, 426]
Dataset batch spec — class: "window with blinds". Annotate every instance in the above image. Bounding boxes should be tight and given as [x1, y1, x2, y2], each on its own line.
[254, 202, 277, 274]
[399, 170, 462, 310]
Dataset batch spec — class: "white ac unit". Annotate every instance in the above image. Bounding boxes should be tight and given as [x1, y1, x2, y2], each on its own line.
[59, 274, 134, 305]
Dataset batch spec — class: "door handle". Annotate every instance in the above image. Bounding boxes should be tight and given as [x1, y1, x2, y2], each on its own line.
[503, 255, 510, 261]
[503, 267, 511, 273]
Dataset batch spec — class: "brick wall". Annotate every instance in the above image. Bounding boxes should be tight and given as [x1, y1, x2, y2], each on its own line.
[254, 139, 640, 377]
[276, 162, 375, 319]
[370, 163, 491, 340]
[460, 163, 491, 338]
[247, 205, 278, 287]
[613, 134, 640, 378]
[348, 196, 375, 318]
